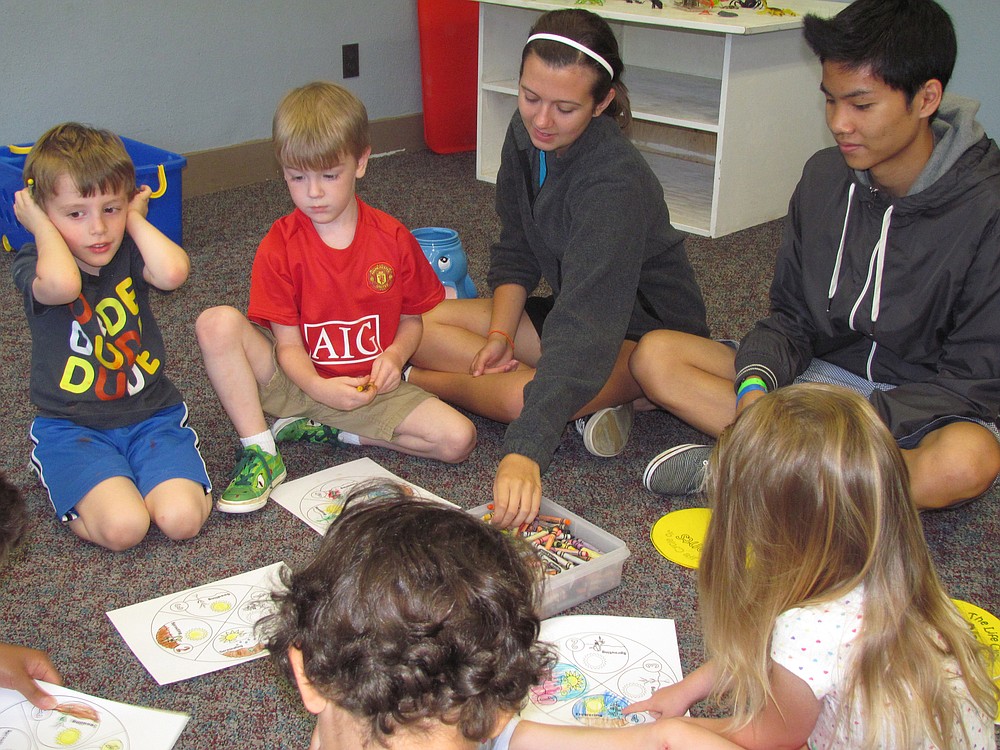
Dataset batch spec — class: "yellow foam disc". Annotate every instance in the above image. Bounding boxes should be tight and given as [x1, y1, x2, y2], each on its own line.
[650, 507, 711, 569]
[953, 598, 1000, 724]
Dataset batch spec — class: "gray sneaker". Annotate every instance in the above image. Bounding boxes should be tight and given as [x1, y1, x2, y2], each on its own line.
[575, 403, 634, 458]
[643, 444, 711, 495]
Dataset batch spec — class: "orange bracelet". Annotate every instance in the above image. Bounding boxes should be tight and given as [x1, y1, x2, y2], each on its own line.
[488, 329, 515, 351]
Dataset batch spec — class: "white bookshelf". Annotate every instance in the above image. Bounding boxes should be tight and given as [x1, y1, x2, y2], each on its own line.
[475, 0, 841, 237]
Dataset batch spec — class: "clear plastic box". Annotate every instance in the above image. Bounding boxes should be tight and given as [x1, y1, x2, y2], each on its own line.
[468, 497, 631, 619]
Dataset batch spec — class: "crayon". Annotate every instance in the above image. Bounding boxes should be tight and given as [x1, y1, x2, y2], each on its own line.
[477, 504, 603, 577]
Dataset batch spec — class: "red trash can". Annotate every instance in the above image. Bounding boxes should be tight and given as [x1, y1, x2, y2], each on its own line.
[417, 0, 479, 154]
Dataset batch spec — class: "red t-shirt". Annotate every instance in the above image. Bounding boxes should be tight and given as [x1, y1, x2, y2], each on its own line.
[248, 197, 444, 378]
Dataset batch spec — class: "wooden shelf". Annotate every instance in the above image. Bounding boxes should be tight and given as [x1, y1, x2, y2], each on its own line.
[627, 66, 721, 132]
[475, 0, 840, 237]
[638, 147, 715, 238]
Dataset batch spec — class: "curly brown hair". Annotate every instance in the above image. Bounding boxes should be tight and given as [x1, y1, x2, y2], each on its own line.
[0, 472, 27, 568]
[262, 482, 554, 745]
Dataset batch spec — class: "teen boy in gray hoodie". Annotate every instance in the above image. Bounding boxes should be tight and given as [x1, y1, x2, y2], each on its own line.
[631, 0, 1000, 510]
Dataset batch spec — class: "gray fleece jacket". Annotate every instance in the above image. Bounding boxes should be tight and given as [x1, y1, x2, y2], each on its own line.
[491, 112, 708, 470]
[735, 94, 1000, 438]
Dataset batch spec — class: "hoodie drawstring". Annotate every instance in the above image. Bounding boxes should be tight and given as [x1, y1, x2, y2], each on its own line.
[829, 182, 894, 381]
[827, 182, 854, 308]
[848, 204, 893, 330]
[869, 205, 893, 323]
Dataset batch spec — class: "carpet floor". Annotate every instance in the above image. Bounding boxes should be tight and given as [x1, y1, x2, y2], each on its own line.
[0, 149, 996, 747]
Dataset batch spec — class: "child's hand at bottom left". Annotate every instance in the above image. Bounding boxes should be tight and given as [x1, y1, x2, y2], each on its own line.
[0, 643, 62, 709]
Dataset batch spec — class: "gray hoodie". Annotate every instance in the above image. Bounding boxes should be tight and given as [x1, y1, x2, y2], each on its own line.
[735, 94, 1000, 438]
[491, 112, 709, 470]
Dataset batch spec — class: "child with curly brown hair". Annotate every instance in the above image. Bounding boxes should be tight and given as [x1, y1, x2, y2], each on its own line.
[262, 483, 554, 749]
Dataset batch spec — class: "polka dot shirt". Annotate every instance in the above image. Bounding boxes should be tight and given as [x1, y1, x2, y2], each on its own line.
[771, 585, 994, 749]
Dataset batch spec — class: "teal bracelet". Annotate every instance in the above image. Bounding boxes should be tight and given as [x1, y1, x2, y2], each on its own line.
[736, 382, 767, 402]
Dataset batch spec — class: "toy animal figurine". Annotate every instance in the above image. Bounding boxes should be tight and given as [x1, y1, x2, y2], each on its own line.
[411, 227, 479, 299]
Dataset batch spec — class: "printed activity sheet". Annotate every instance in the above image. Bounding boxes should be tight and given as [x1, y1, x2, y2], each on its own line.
[522, 615, 683, 727]
[107, 563, 285, 685]
[270, 457, 456, 535]
[0, 682, 188, 749]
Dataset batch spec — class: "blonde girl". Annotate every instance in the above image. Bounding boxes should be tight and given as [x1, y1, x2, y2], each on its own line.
[509, 383, 997, 749]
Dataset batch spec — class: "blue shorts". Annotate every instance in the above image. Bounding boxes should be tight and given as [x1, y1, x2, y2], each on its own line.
[29, 403, 212, 522]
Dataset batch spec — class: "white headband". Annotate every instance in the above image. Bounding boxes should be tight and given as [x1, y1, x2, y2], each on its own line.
[525, 33, 614, 79]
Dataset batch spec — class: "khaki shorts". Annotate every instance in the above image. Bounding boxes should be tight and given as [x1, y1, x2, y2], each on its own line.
[255, 325, 435, 442]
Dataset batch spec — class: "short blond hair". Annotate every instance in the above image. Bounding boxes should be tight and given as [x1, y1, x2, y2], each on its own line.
[272, 81, 370, 171]
[23, 123, 135, 211]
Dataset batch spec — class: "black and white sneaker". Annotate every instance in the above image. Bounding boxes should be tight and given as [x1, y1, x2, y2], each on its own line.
[643, 444, 711, 495]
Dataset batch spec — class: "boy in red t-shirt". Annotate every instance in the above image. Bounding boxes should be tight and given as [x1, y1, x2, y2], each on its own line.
[197, 82, 476, 513]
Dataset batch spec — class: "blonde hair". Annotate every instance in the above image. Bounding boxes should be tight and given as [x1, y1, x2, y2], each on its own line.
[272, 81, 370, 171]
[23, 123, 135, 211]
[699, 383, 997, 747]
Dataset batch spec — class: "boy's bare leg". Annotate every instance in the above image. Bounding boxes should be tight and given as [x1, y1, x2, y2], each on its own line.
[196, 305, 276, 437]
[68, 477, 152, 551]
[361, 399, 476, 463]
[904, 421, 1000, 509]
[144, 478, 212, 541]
[629, 330, 738, 438]
[68, 477, 212, 551]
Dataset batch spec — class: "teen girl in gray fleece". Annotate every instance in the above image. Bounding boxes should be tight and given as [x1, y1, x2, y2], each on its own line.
[410, 9, 708, 526]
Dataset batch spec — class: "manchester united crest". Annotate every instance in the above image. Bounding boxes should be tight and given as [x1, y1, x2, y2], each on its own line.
[367, 262, 394, 293]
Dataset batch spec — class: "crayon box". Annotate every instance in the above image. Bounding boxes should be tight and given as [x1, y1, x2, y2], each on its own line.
[469, 497, 631, 619]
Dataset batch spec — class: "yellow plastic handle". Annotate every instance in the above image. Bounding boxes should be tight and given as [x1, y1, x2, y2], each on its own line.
[8, 143, 168, 200]
[148, 164, 167, 199]
[2, 235, 13, 253]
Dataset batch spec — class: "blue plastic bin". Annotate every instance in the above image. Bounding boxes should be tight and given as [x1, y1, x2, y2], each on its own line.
[1, 137, 186, 252]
